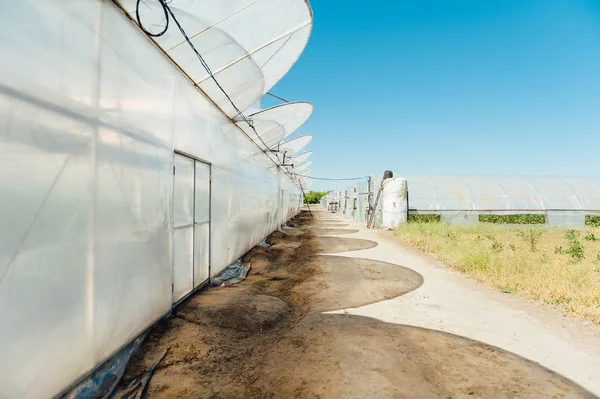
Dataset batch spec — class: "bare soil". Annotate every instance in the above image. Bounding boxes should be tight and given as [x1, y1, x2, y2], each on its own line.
[307, 223, 350, 228]
[309, 228, 359, 235]
[317, 236, 379, 253]
[117, 211, 595, 399]
[295, 255, 423, 312]
[253, 313, 593, 399]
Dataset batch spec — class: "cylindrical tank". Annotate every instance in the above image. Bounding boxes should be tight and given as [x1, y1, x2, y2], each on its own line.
[381, 177, 408, 229]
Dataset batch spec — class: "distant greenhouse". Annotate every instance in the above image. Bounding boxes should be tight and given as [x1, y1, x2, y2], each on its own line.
[321, 174, 600, 228]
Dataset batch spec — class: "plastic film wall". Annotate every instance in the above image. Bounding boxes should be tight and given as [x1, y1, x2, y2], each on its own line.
[405, 174, 600, 226]
[320, 176, 382, 227]
[0, 2, 302, 398]
[321, 173, 600, 228]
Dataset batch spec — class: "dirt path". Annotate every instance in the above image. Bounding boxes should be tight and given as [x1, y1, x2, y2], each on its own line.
[117, 210, 597, 398]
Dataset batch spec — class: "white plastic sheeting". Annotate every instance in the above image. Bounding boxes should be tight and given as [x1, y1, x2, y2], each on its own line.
[404, 174, 600, 212]
[194, 161, 211, 286]
[275, 134, 312, 156]
[381, 178, 408, 229]
[289, 151, 312, 166]
[298, 176, 313, 189]
[115, 0, 313, 118]
[368, 174, 384, 227]
[355, 180, 370, 223]
[292, 160, 312, 174]
[321, 173, 600, 228]
[173, 155, 196, 301]
[235, 101, 313, 149]
[320, 175, 390, 227]
[0, 1, 306, 398]
[405, 174, 600, 226]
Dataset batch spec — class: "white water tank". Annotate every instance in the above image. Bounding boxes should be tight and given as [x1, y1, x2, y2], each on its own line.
[381, 177, 408, 229]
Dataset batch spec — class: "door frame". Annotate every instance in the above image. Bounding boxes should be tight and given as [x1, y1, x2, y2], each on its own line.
[192, 158, 211, 288]
[172, 151, 212, 306]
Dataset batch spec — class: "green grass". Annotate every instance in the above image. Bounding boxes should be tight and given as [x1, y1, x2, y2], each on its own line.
[393, 222, 600, 324]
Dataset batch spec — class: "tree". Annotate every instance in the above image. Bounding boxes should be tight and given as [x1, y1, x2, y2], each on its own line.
[303, 190, 330, 204]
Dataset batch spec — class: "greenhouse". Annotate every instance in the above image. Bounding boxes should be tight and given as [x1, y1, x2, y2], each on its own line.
[0, 1, 314, 398]
[321, 174, 600, 228]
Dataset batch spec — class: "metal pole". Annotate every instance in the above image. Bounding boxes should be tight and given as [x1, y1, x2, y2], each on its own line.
[368, 172, 387, 228]
[299, 180, 313, 218]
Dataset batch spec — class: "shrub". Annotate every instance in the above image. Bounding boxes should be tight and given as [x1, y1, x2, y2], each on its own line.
[408, 214, 441, 223]
[585, 215, 600, 228]
[566, 239, 585, 262]
[303, 191, 330, 204]
[479, 214, 545, 225]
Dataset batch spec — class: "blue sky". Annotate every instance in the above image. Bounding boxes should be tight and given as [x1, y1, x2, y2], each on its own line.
[262, 0, 600, 191]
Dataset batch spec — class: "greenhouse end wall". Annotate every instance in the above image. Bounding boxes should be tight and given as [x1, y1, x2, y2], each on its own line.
[321, 174, 600, 229]
[0, 2, 302, 398]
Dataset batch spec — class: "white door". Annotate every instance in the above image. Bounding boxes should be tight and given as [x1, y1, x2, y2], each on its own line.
[193, 161, 210, 286]
[172, 154, 195, 303]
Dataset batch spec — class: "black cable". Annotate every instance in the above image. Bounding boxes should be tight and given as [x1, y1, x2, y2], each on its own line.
[293, 173, 369, 181]
[135, 0, 169, 37]
[266, 92, 290, 103]
[135, 0, 280, 162]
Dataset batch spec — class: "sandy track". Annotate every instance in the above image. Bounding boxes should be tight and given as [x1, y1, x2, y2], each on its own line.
[116, 210, 597, 398]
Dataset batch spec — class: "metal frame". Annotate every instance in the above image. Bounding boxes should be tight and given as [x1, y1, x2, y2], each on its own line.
[171, 153, 194, 304]
[172, 151, 212, 305]
[110, 1, 308, 191]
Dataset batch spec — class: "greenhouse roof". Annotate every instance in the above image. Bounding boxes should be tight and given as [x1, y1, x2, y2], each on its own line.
[235, 101, 313, 149]
[403, 174, 600, 212]
[117, 0, 313, 118]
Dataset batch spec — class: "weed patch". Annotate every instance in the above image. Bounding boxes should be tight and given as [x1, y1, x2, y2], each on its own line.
[393, 223, 600, 323]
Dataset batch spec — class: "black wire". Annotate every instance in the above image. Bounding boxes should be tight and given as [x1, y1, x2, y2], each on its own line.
[135, 0, 169, 37]
[293, 173, 369, 181]
[135, 0, 280, 162]
[266, 92, 290, 103]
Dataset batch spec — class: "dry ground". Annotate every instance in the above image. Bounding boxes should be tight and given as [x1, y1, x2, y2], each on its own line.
[116, 210, 595, 398]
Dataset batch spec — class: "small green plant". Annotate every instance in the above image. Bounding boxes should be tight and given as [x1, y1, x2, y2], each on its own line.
[502, 287, 517, 294]
[592, 254, 600, 267]
[565, 239, 584, 262]
[584, 233, 597, 241]
[517, 228, 543, 252]
[562, 229, 585, 263]
[491, 241, 503, 253]
[446, 231, 458, 240]
[509, 244, 516, 251]
[554, 246, 564, 254]
[565, 229, 579, 241]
